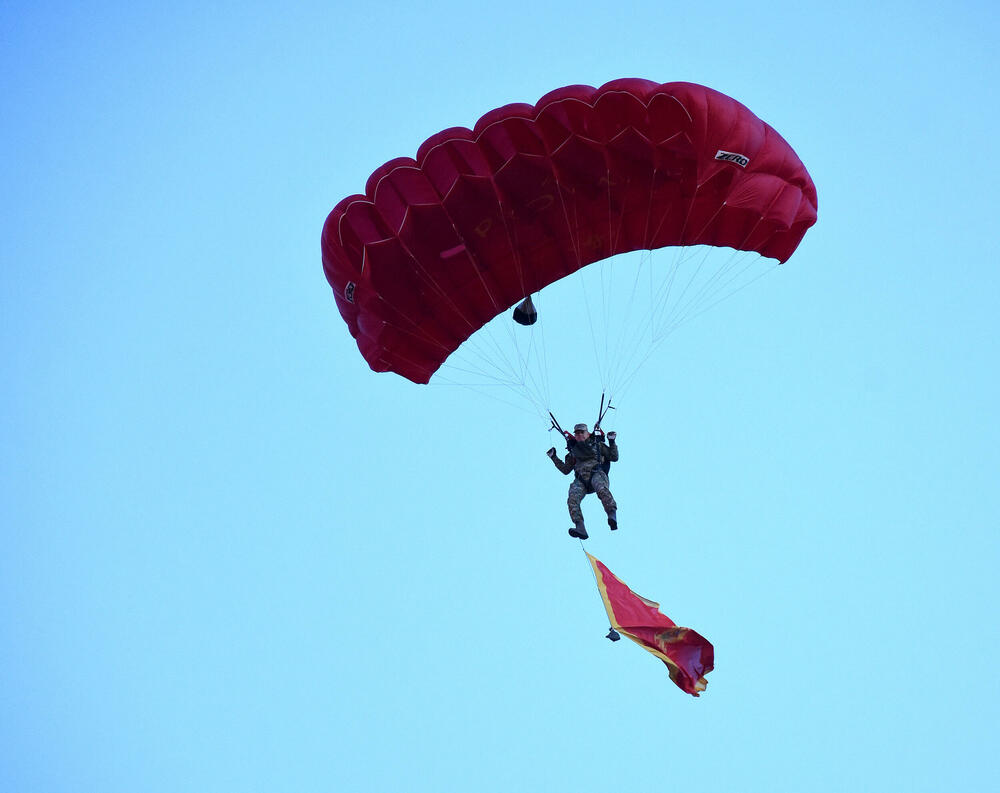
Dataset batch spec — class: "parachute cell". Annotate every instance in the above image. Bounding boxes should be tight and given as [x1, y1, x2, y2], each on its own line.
[322, 79, 817, 384]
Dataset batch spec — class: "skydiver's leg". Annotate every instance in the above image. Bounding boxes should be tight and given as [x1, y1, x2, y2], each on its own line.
[590, 471, 618, 530]
[567, 479, 586, 525]
[567, 479, 589, 538]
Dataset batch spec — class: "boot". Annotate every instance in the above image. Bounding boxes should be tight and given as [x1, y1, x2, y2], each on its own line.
[607, 511, 618, 531]
[568, 521, 589, 540]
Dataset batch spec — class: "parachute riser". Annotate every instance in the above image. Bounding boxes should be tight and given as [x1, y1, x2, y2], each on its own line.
[593, 392, 616, 434]
[549, 411, 570, 443]
[550, 394, 614, 442]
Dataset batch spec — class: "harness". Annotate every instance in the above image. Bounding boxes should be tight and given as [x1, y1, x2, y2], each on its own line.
[549, 393, 617, 493]
[567, 436, 612, 493]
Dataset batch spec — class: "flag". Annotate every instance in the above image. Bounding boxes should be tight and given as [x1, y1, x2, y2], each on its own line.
[587, 552, 714, 696]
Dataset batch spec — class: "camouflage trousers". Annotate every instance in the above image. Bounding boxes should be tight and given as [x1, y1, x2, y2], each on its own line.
[567, 470, 617, 524]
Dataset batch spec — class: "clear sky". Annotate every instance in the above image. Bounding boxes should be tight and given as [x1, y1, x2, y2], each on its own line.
[2, 1, 998, 791]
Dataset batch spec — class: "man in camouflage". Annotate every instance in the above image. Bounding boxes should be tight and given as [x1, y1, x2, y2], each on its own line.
[547, 423, 619, 540]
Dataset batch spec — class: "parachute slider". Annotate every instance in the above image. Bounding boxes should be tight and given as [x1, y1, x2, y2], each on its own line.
[512, 295, 537, 326]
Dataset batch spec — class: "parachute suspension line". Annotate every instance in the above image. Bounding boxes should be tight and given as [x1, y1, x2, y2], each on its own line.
[610, 177, 711, 387]
[607, 249, 679, 395]
[610, 248, 736, 403]
[660, 248, 743, 335]
[421, 170, 506, 324]
[588, 194, 614, 394]
[645, 181, 706, 337]
[425, 173, 538, 405]
[430, 371, 549, 419]
[534, 294, 554, 410]
[490, 174, 531, 303]
[421, 259, 554, 409]
[605, 249, 656, 394]
[673, 256, 778, 329]
[498, 195, 555, 412]
[603, 231, 675, 392]
[655, 201, 776, 337]
[601, 165, 667, 391]
[598, 169, 646, 396]
[573, 208, 610, 394]
[433, 363, 548, 418]
[567, 161, 689, 399]
[499, 279, 552, 415]
[553, 174, 585, 276]
[552, 172, 609, 393]
[603, 195, 733, 399]
[439, 216, 501, 316]
[445, 324, 528, 383]
[614, 249, 780, 405]
[642, 190, 686, 326]
[450, 312, 553, 416]
[366, 296, 451, 354]
[512, 290, 554, 413]
[604, 174, 648, 398]
[595, 270, 609, 387]
[650, 197, 738, 337]
[357, 249, 474, 355]
[389, 235, 479, 335]
[432, 179, 557, 416]
[668, 192, 773, 319]
[497, 316, 552, 415]
[623, 166, 791, 411]
[601, 169, 617, 384]
[436, 301, 553, 416]
[602, 173, 659, 396]
[436, 315, 552, 416]
[510, 311, 553, 415]
[642, 166, 659, 248]
[612, 256, 765, 407]
[435, 169, 780, 418]
[602, 177, 687, 395]
[659, 210, 780, 334]
[435, 356, 550, 422]
[649, 245, 711, 340]
[373, 246, 530, 394]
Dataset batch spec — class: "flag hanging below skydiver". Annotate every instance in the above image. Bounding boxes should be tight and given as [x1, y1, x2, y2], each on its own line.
[587, 552, 714, 696]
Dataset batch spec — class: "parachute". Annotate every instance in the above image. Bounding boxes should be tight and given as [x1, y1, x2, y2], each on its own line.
[321, 79, 817, 388]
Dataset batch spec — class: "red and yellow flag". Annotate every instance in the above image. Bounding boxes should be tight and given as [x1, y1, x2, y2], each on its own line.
[587, 552, 714, 696]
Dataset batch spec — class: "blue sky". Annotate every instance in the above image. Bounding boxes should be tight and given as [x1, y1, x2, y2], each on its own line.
[2, 1, 998, 791]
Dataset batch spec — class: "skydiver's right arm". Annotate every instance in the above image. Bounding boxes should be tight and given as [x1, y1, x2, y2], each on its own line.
[551, 452, 575, 475]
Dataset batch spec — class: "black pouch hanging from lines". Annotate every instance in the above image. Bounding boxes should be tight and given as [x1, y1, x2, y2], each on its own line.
[512, 295, 537, 326]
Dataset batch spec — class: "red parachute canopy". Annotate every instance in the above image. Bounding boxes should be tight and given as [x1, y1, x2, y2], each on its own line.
[322, 79, 817, 384]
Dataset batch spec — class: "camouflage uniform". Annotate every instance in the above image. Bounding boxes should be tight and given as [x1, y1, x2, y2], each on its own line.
[550, 434, 619, 524]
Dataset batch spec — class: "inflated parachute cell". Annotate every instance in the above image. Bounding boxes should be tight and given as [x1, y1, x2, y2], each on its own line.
[322, 79, 818, 383]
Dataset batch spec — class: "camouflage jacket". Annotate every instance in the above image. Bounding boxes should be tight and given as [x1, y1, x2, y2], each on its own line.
[551, 435, 619, 481]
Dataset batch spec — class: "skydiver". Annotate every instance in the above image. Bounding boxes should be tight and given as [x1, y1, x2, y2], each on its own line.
[546, 423, 618, 540]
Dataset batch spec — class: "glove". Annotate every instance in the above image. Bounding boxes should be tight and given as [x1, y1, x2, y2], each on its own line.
[607, 431, 616, 442]
[546, 447, 557, 458]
